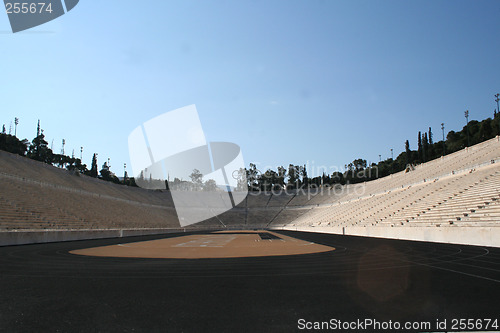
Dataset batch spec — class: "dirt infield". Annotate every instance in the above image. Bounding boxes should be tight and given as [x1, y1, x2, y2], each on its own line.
[69, 230, 335, 259]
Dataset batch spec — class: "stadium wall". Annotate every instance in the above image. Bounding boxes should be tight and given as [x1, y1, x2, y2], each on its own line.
[275, 225, 500, 248]
[0, 227, 217, 247]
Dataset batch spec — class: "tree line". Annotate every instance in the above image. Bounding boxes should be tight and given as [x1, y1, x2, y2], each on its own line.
[1, 111, 499, 191]
[243, 112, 500, 191]
[0, 120, 136, 186]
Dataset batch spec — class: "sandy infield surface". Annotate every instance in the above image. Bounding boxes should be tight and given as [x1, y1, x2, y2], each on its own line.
[69, 230, 335, 259]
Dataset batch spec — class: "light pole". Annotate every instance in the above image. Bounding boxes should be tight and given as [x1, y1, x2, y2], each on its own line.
[441, 123, 445, 155]
[379, 154, 381, 162]
[390, 148, 393, 160]
[80, 147, 83, 160]
[464, 110, 469, 147]
[14, 117, 18, 137]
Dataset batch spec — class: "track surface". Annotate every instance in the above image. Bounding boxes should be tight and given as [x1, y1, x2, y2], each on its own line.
[0, 230, 499, 332]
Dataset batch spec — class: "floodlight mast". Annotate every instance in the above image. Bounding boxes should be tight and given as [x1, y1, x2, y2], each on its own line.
[14, 117, 18, 137]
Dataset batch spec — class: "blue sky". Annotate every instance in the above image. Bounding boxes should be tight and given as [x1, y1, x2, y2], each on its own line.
[1, 0, 499, 178]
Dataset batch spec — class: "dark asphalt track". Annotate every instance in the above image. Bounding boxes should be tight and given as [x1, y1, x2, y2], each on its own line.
[0, 230, 499, 332]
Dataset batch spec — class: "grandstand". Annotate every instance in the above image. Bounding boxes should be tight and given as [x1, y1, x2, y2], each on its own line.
[1, 136, 500, 246]
[0, 150, 179, 234]
[275, 137, 500, 247]
[281, 137, 500, 227]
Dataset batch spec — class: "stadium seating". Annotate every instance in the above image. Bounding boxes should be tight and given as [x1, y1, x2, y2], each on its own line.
[0, 151, 178, 230]
[284, 137, 500, 229]
[1, 136, 499, 232]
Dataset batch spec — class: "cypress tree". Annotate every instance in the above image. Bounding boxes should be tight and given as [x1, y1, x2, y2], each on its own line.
[423, 132, 429, 162]
[405, 140, 411, 165]
[90, 153, 98, 178]
[417, 131, 422, 162]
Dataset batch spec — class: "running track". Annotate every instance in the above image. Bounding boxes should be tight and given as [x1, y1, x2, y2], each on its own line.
[0, 230, 499, 332]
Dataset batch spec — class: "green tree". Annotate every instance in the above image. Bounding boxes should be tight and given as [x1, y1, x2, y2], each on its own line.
[299, 164, 308, 188]
[344, 158, 366, 183]
[246, 163, 259, 190]
[331, 171, 344, 185]
[288, 164, 301, 189]
[27, 127, 53, 164]
[100, 162, 112, 180]
[189, 169, 203, 190]
[422, 132, 429, 162]
[446, 130, 462, 153]
[417, 131, 422, 163]
[0, 133, 29, 156]
[276, 166, 286, 189]
[74, 158, 87, 174]
[478, 118, 493, 141]
[88, 153, 98, 178]
[203, 179, 217, 191]
[405, 140, 411, 165]
[494, 111, 500, 136]
[352, 158, 367, 172]
[261, 169, 277, 191]
[234, 167, 247, 191]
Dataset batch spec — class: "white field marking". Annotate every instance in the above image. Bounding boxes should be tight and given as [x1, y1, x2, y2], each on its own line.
[174, 235, 237, 248]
